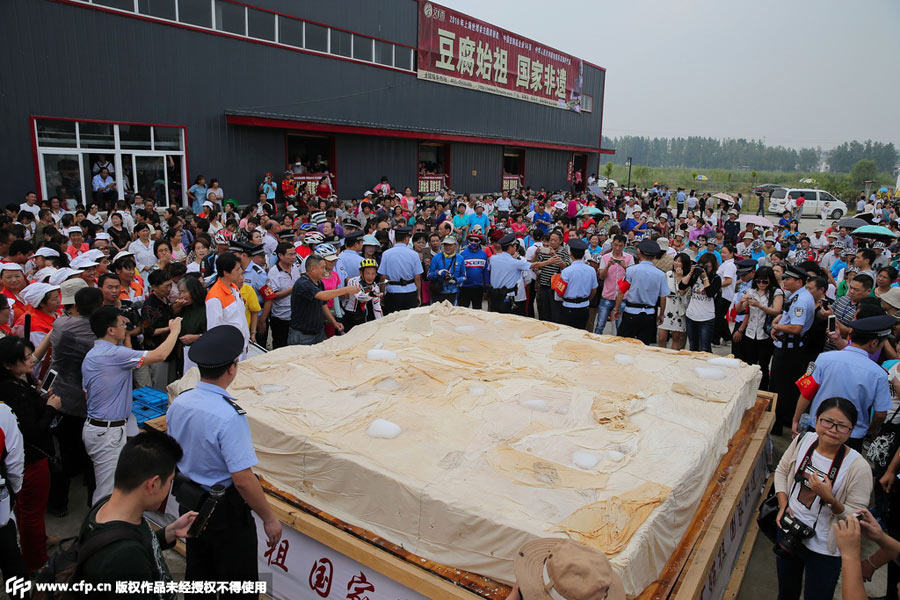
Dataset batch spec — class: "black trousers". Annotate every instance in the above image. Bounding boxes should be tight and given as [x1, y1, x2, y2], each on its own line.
[489, 289, 513, 313]
[48, 412, 92, 513]
[182, 500, 258, 599]
[676, 203, 684, 217]
[342, 310, 373, 333]
[458, 286, 484, 310]
[770, 346, 808, 427]
[618, 312, 656, 345]
[384, 291, 418, 315]
[0, 520, 27, 585]
[741, 336, 775, 390]
[269, 317, 290, 350]
[432, 292, 457, 305]
[562, 306, 589, 330]
[537, 287, 562, 323]
[731, 322, 745, 360]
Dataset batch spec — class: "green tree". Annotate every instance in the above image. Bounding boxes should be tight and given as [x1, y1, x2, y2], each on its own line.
[634, 165, 649, 185]
[690, 170, 698, 181]
[603, 162, 614, 179]
[849, 159, 878, 185]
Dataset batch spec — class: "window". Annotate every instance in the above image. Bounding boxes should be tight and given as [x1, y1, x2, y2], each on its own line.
[119, 124, 152, 150]
[402, 47, 415, 71]
[153, 126, 183, 151]
[353, 35, 372, 61]
[247, 8, 274, 41]
[94, 0, 134, 10]
[305, 22, 327, 52]
[36, 119, 76, 148]
[374, 40, 393, 66]
[582, 95, 593, 113]
[215, 0, 245, 35]
[79, 122, 115, 148]
[279, 16, 303, 47]
[178, 0, 211, 27]
[331, 29, 351, 58]
[35, 119, 188, 209]
[137, 0, 175, 20]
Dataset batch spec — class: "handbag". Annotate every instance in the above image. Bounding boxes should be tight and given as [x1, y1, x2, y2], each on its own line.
[867, 403, 900, 471]
[758, 432, 806, 543]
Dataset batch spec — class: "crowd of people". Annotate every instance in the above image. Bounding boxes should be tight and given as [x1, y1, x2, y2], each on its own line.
[3, 176, 900, 597]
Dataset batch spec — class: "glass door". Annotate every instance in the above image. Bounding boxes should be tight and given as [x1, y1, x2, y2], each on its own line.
[134, 155, 167, 205]
[39, 153, 83, 209]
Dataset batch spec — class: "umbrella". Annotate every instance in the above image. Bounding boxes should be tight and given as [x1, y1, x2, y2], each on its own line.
[850, 224, 898, 240]
[695, 175, 709, 181]
[837, 217, 868, 230]
[879, 187, 889, 193]
[799, 178, 817, 185]
[577, 206, 603, 216]
[712, 192, 734, 204]
[738, 215, 774, 228]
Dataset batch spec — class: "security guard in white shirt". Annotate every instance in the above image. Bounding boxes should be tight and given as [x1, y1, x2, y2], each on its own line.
[559, 239, 598, 329]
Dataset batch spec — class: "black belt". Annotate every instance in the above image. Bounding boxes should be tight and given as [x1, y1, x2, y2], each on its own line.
[564, 296, 590, 303]
[491, 286, 516, 295]
[387, 279, 415, 286]
[87, 418, 127, 427]
[625, 301, 655, 309]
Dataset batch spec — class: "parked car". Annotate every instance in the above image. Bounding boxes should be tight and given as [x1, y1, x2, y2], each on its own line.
[768, 188, 846, 219]
[753, 184, 784, 195]
[596, 176, 618, 188]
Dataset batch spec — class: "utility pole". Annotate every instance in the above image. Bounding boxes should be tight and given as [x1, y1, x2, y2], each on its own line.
[626, 156, 632, 188]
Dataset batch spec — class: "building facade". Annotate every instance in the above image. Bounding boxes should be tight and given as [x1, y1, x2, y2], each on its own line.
[1, 0, 608, 207]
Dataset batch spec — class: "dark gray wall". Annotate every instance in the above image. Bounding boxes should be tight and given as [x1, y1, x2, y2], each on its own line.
[450, 143, 502, 193]
[334, 134, 418, 197]
[0, 0, 604, 202]
[526, 149, 573, 191]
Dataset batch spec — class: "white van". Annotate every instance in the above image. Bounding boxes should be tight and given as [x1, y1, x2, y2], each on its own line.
[768, 188, 846, 219]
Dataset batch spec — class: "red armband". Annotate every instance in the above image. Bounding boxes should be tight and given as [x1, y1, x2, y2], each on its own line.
[618, 279, 631, 294]
[260, 285, 276, 302]
[795, 374, 819, 400]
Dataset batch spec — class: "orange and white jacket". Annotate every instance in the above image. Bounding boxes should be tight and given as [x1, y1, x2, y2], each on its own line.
[205, 278, 250, 358]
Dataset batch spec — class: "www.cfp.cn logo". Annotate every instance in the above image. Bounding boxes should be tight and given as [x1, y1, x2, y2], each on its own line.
[6, 577, 33, 599]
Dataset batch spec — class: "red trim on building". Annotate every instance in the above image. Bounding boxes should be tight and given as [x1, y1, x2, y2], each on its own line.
[49, 0, 415, 76]
[29, 119, 41, 202]
[226, 115, 604, 154]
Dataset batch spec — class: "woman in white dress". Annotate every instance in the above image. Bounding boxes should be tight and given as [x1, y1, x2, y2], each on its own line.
[658, 253, 691, 350]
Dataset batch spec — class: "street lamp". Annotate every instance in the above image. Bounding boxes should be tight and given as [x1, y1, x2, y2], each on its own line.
[625, 157, 632, 188]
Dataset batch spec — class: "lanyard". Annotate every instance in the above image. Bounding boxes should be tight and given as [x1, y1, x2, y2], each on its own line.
[790, 437, 847, 526]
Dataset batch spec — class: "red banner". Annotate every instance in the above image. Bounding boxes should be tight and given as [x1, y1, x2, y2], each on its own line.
[417, 1, 584, 110]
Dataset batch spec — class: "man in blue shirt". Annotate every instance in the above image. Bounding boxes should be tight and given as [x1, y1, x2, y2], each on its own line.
[792, 315, 893, 450]
[769, 264, 816, 435]
[459, 234, 489, 310]
[532, 203, 552, 234]
[427, 237, 467, 305]
[467, 204, 490, 238]
[168, 325, 282, 596]
[489, 234, 536, 313]
[675, 187, 686, 217]
[82, 307, 182, 504]
[559, 239, 598, 329]
[613, 239, 669, 345]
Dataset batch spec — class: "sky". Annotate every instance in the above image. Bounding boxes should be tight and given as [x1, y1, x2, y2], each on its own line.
[441, 0, 900, 151]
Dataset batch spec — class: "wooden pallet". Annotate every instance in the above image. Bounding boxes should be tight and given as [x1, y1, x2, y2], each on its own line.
[145, 390, 774, 600]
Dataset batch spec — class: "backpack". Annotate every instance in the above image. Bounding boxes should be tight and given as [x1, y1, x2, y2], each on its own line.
[33, 522, 151, 599]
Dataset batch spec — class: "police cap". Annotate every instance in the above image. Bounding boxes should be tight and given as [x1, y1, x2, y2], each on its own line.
[781, 264, 808, 281]
[394, 225, 412, 234]
[278, 231, 295, 240]
[343, 217, 363, 230]
[228, 240, 251, 254]
[848, 315, 897, 337]
[498, 233, 518, 247]
[736, 258, 757, 274]
[637, 239, 661, 256]
[343, 230, 365, 242]
[568, 238, 588, 251]
[247, 244, 266, 257]
[188, 325, 244, 367]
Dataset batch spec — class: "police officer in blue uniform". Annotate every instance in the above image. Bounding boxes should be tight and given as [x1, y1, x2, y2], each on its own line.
[613, 239, 670, 344]
[167, 326, 282, 598]
[377, 226, 423, 314]
[559, 239, 598, 329]
[489, 234, 533, 313]
[335, 230, 365, 286]
[242, 243, 268, 300]
[769, 263, 816, 435]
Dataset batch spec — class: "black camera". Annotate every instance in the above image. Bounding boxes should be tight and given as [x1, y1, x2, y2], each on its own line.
[776, 513, 815, 557]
